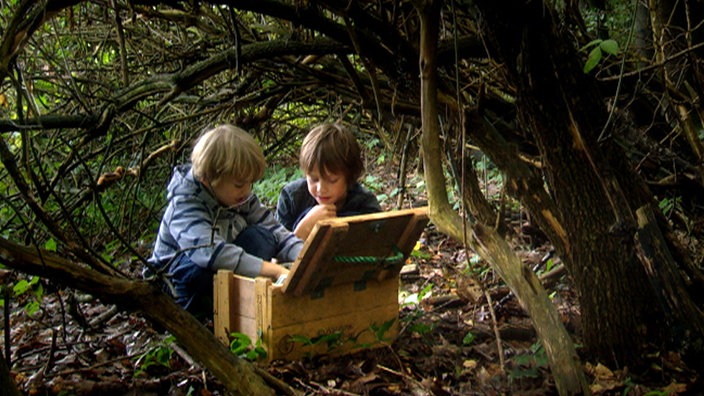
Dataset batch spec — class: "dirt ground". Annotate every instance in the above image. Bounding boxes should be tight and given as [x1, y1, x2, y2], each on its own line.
[5, 219, 702, 395]
[3, 161, 702, 395]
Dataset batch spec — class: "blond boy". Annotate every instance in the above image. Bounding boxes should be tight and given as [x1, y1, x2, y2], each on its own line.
[148, 124, 301, 318]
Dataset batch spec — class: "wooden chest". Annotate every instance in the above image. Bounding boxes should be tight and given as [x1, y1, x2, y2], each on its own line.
[213, 207, 429, 362]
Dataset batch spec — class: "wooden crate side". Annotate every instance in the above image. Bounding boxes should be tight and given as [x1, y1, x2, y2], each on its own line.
[255, 276, 273, 345]
[214, 273, 401, 362]
[213, 270, 233, 343]
[268, 277, 399, 327]
[264, 303, 400, 361]
[213, 271, 256, 343]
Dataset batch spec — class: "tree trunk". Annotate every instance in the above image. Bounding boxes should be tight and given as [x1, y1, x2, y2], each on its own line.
[472, 0, 704, 367]
[415, 1, 590, 394]
[0, 237, 277, 396]
[447, 140, 509, 236]
[0, 350, 22, 396]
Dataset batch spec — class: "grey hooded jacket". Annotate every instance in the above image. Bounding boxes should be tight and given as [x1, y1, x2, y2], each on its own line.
[148, 164, 303, 277]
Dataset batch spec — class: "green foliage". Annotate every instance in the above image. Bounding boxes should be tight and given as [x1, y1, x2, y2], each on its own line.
[286, 318, 395, 356]
[363, 173, 384, 192]
[658, 196, 682, 218]
[8, 276, 43, 315]
[12, 276, 39, 296]
[256, 165, 302, 207]
[362, 173, 392, 206]
[464, 254, 492, 279]
[640, 390, 669, 396]
[134, 335, 176, 376]
[507, 341, 549, 381]
[401, 283, 433, 308]
[410, 247, 432, 260]
[581, 39, 621, 73]
[544, 258, 555, 273]
[581, 0, 634, 45]
[99, 239, 123, 263]
[228, 332, 267, 361]
[361, 137, 386, 165]
[289, 332, 345, 352]
[462, 331, 476, 346]
[400, 284, 436, 335]
[44, 238, 57, 252]
[408, 322, 434, 335]
[370, 318, 396, 342]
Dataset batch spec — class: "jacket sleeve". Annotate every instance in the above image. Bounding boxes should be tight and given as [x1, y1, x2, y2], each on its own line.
[168, 195, 263, 277]
[275, 185, 297, 231]
[248, 195, 304, 263]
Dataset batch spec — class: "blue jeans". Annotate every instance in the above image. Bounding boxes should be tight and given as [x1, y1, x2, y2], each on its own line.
[165, 225, 277, 318]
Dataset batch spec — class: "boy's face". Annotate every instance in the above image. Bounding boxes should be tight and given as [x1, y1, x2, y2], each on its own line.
[306, 168, 348, 208]
[207, 175, 253, 208]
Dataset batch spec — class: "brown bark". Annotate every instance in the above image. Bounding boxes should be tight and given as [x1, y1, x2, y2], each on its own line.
[635, 204, 704, 335]
[472, 224, 590, 395]
[0, 350, 22, 396]
[415, 1, 589, 394]
[447, 142, 509, 236]
[464, 110, 568, 254]
[471, 0, 704, 367]
[0, 237, 278, 396]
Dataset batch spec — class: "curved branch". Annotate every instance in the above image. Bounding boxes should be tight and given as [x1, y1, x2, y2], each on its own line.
[0, 236, 277, 396]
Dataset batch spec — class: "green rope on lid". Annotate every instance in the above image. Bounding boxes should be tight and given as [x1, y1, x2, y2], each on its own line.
[333, 246, 404, 267]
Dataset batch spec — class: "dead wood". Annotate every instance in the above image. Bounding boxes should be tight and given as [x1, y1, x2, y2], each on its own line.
[415, 2, 589, 394]
[0, 237, 277, 396]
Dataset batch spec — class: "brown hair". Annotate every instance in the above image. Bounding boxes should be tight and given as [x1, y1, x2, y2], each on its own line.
[191, 124, 266, 186]
[299, 123, 364, 186]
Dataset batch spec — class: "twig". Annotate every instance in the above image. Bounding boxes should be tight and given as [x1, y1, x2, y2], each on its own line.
[255, 366, 303, 396]
[484, 290, 505, 372]
[309, 380, 361, 395]
[44, 352, 141, 378]
[3, 286, 10, 367]
[169, 341, 200, 368]
[88, 305, 119, 328]
[377, 364, 431, 392]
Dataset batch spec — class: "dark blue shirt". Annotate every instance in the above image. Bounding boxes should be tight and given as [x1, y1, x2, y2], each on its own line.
[276, 178, 382, 231]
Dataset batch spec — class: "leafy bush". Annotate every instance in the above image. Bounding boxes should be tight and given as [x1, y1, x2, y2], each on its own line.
[134, 335, 176, 376]
[229, 332, 267, 361]
[256, 165, 302, 207]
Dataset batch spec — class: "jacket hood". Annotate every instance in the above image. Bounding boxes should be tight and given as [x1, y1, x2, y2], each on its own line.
[166, 164, 260, 214]
[166, 165, 219, 206]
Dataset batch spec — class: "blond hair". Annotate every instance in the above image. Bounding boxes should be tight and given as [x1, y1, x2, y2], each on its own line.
[191, 124, 266, 186]
[299, 123, 364, 186]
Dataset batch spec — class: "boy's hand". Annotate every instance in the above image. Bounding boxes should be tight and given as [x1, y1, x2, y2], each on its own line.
[306, 204, 337, 222]
[260, 260, 290, 280]
[294, 204, 336, 239]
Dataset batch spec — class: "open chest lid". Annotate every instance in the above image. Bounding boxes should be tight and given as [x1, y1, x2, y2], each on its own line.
[282, 207, 429, 297]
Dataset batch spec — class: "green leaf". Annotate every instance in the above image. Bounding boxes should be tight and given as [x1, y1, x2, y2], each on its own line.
[462, 331, 476, 346]
[289, 334, 314, 346]
[545, 258, 554, 272]
[13, 280, 30, 296]
[229, 333, 253, 355]
[372, 318, 396, 340]
[44, 238, 57, 252]
[25, 301, 40, 315]
[580, 39, 602, 52]
[599, 39, 620, 55]
[583, 47, 602, 73]
[409, 322, 433, 334]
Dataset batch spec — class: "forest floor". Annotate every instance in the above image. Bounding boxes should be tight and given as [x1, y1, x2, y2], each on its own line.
[5, 171, 704, 395]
